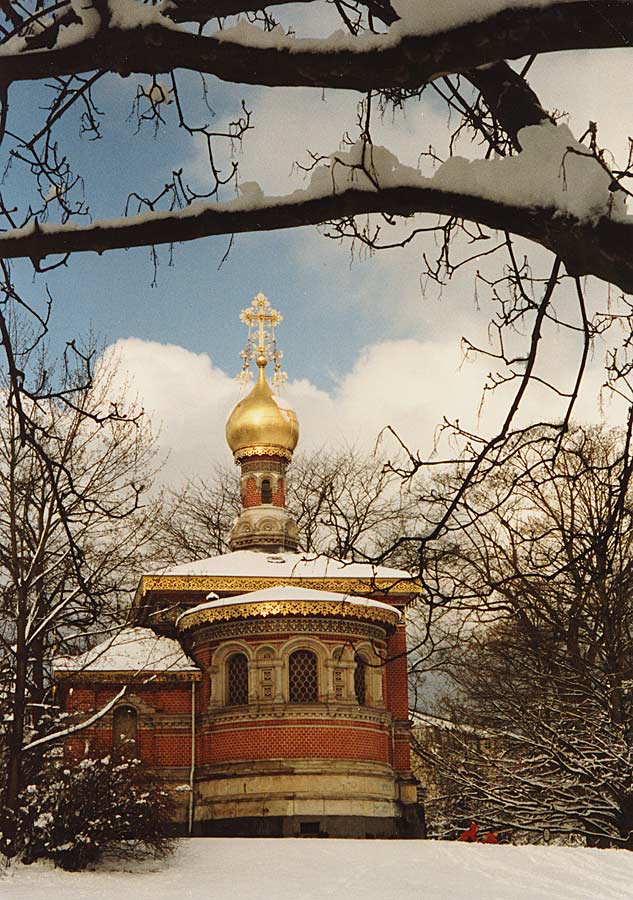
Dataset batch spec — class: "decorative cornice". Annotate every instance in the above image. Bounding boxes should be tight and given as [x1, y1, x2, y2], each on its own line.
[137, 574, 418, 603]
[178, 599, 400, 630]
[234, 445, 293, 463]
[54, 669, 201, 683]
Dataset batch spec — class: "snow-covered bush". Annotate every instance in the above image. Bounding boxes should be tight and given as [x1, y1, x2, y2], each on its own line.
[16, 751, 173, 870]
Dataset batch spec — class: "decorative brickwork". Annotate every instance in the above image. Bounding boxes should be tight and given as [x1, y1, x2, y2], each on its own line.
[203, 719, 391, 764]
[385, 624, 410, 720]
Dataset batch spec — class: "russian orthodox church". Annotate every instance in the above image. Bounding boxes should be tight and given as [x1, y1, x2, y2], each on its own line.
[55, 294, 423, 839]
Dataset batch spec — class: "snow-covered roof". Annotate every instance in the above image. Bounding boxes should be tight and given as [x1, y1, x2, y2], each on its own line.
[152, 549, 412, 584]
[54, 627, 199, 675]
[177, 585, 401, 627]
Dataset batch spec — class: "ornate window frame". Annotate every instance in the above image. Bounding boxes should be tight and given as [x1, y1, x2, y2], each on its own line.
[281, 637, 327, 704]
[329, 644, 355, 702]
[227, 652, 250, 706]
[209, 636, 384, 709]
[210, 640, 254, 708]
[260, 478, 273, 504]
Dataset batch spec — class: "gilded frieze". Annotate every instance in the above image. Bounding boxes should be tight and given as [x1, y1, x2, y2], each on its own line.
[137, 574, 418, 606]
[192, 617, 385, 643]
[234, 445, 293, 462]
[178, 599, 400, 630]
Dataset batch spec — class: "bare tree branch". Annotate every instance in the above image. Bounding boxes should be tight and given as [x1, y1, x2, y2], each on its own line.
[1, 2, 631, 89]
[164, 0, 397, 26]
[3, 184, 633, 292]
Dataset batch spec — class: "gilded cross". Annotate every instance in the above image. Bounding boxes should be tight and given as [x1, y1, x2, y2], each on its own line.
[239, 292, 287, 387]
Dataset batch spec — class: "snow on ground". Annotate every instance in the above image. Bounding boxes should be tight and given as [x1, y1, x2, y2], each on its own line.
[3, 838, 633, 900]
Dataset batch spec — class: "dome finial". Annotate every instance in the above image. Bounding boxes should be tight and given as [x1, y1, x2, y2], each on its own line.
[239, 292, 286, 389]
[226, 294, 299, 464]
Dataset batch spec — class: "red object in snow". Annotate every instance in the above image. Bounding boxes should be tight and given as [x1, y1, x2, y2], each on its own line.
[458, 822, 479, 842]
[481, 831, 499, 844]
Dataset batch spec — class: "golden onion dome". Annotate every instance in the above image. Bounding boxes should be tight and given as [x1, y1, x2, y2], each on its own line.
[226, 355, 299, 462]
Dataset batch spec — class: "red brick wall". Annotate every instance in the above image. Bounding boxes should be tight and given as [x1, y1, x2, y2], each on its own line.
[384, 623, 412, 773]
[63, 682, 194, 714]
[385, 624, 409, 719]
[200, 719, 390, 763]
[59, 609, 414, 777]
[59, 679, 194, 767]
[243, 476, 259, 508]
[242, 476, 286, 509]
[393, 734, 412, 771]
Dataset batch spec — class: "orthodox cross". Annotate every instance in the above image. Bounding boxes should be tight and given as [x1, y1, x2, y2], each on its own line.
[239, 292, 287, 388]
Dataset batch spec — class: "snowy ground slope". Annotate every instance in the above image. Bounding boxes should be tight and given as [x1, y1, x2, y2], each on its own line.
[3, 838, 633, 900]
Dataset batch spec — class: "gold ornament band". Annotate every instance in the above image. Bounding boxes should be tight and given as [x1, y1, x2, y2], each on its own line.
[234, 444, 294, 463]
[177, 599, 401, 630]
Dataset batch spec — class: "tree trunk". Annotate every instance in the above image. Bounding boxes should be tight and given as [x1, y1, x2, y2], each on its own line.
[3, 603, 27, 856]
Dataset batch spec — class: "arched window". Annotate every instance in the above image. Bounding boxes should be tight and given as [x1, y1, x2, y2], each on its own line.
[354, 656, 367, 705]
[112, 705, 138, 753]
[289, 650, 318, 703]
[227, 653, 249, 705]
[261, 478, 273, 504]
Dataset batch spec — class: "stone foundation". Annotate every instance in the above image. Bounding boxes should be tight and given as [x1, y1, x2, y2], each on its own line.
[194, 813, 417, 838]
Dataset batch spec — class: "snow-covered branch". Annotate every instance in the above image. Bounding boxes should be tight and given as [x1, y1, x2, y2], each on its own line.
[4, 127, 633, 292]
[21, 685, 127, 751]
[162, 0, 370, 26]
[0, 1, 631, 89]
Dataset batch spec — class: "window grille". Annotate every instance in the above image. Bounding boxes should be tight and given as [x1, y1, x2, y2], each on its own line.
[112, 705, 138, 753]
[289, 650, 318, 703]
[261, 478, 273, 503]
[228, 653, 249, 705]
[354, 657, 367, 705]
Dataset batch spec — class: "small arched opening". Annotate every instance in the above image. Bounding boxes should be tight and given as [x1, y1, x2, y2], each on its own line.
[112, 705, 138, 754]
[261, 478, 273, 504]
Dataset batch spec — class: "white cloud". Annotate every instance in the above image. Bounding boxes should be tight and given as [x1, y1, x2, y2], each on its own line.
[529, 48, 632, 168]
[187, 76, 452, 199]
[104, 333, 626, 486]
[104, 338, 237, 482]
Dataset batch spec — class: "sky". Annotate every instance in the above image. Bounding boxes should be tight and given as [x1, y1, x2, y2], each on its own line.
[6, 6, 633, 484]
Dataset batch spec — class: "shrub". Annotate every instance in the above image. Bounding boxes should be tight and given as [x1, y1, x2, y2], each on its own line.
[17, 751, 174, 870]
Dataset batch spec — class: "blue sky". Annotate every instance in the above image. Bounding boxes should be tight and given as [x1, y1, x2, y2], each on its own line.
[5, 15, 633, 479]
[8, 69, 443, 389]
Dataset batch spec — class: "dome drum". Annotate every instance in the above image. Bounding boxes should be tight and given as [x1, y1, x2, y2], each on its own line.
[228, 506, 299, 552]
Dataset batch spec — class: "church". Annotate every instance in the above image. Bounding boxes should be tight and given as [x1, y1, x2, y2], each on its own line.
[54, 294, 423, 839]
